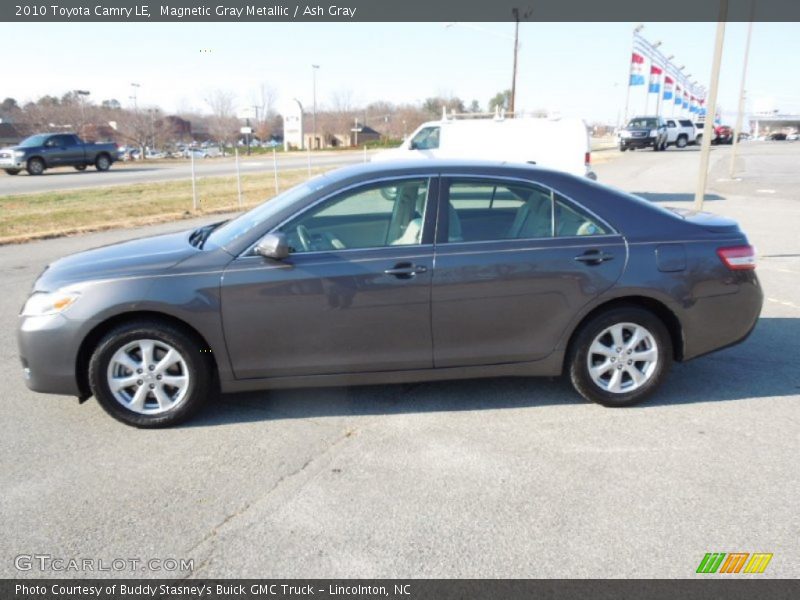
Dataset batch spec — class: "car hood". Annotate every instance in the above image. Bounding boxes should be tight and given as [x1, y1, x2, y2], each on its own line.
[0, 145, 24, 153]
[35, 230, 197, 291]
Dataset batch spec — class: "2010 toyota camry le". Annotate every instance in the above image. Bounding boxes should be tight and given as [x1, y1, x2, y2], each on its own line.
[17, 161, 763, 427]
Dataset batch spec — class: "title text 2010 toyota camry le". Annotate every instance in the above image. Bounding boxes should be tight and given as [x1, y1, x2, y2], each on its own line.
[18, 161, 762, 427]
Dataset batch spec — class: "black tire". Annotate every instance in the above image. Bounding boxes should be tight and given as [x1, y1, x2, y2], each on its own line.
[660, 140, 668, 151]
[95, 153, 111, 171]
[568, 306, 673, 407]
[653, 141, 660, 151]
[676, 135, 688, 148]
[74, 164, 87, 171]
[26, 158, 45, 176]
[629, 147, 636, 151]
[695, 134, 703, 146]
[619, 145, 627, 152]
[88, 320, 213, 427]
[4, 169, 20, 175]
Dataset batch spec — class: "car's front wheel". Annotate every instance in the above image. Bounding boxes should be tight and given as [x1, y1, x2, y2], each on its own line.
[568, 306, 672, 407]
[88, 320, 212, 427]
[4, 168, 20, 175]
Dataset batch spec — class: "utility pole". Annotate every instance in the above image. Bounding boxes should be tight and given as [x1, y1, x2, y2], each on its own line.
[730, 4, 755, 178]
[509, 8, 520, 115]
[312, 64, 319, 150]
[694, 0, 729, 211]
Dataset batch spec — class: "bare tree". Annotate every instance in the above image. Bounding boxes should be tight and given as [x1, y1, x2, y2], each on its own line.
[252, 83, 278, 141]
[205, 90, 240, 152]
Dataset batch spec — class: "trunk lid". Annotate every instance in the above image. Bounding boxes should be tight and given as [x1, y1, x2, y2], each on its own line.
[665, 207, 741, 233]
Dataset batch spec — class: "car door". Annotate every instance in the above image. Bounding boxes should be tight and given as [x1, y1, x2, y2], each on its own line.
[42, 135, 67, 166]
[431, 176, 627, 368]
[59, 135, 86, 165]
[221, 176, 438, 379]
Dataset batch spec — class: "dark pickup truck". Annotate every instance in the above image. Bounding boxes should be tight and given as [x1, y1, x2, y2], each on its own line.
[0, 133, 119, 175]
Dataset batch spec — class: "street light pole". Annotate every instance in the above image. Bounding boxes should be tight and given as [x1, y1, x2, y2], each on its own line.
[510, 8, 520, 115]
[312, 64, 319, 150]
[694, 0, 729, 211]
[130, 83, 140, 111]
[75, 90, 90, 132]
[730, 5, 755, 178]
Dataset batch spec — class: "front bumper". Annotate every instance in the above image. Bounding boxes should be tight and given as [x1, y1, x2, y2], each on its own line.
[620, 135, 657, 148]
[17, 313, 89, 396]
[0, 155, 26, 169]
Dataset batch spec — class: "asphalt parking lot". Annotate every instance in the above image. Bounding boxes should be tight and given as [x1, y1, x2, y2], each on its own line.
[0, 141, 798, 578]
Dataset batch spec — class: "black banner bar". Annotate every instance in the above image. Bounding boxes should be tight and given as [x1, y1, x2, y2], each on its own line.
[2, 579, 800, 600]
[3, 0, 800, 22]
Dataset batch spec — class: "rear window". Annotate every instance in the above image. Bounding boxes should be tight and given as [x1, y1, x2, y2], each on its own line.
[679, 120, 694, 127]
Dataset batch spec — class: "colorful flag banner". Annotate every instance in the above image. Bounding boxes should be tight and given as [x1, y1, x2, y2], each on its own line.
[663, 76, 674, 101]
[682, 90, 689, 109]
[689, 95, 698, 113]
[675, 84, 682, 105]
[649, 65, 662, 93]
[629, 52, 645, 86]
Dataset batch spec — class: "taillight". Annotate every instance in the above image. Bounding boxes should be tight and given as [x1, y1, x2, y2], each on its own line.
[585, 152, 591, 165]
[717, 245, 756, 270]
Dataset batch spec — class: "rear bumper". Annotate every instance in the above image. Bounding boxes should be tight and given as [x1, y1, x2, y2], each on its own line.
[681, 273, 763, 361]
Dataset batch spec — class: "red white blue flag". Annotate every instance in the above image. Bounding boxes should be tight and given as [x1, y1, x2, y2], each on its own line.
[663, 76, 674, 101]
[674, 84, 682, 105]
[629, 52, 645, 85]
[649, 65, 663, 93]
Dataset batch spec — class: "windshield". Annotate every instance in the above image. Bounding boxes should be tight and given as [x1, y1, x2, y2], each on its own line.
[205, 176, 328, 248]
[627, 118, 657, 129]
[17, 134, 50, 148]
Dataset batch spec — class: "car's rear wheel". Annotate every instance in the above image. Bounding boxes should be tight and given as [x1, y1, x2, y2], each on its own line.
[4, 169, 20, 175]
[26, 158, 45, 175]
[676, 135, 688, 148]
[88, 320, 212, 427]
[568, 306, 672, 407]
[95, 154, 111, 171]
[619, 145, 627, 152]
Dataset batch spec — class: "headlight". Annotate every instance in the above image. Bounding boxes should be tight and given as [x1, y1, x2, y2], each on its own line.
[620, 131, 631, 138]
[21, 291, 80, 317]
[14, 150, 25, 157]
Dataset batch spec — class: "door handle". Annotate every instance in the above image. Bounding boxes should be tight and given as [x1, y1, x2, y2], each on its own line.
[574, 250, 614, 265]
[384, 262, 427, 279]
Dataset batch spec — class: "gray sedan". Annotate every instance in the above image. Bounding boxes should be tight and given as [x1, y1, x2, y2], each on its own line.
[17, 161, 763, 427]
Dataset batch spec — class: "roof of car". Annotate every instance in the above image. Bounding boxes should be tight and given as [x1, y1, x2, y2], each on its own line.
[320, 159, 559, 182]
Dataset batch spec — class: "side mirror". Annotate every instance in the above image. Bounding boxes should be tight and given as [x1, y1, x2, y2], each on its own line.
[409, 141, 418, 150]
[254, 232, 289, 260]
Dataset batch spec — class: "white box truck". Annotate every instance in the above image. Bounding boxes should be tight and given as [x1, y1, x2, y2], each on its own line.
[372, 114, 596, 179]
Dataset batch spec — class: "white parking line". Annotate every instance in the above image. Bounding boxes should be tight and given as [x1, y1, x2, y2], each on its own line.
[767, 297, 800, 310]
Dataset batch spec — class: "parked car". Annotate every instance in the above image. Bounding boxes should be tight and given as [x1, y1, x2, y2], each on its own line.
[0, 133, 118, 175]
[184, 146, 221, 159]
[18, 161, 763, 427]
[665, 118, 697, 148]
[712, 125, 734, 145]
[768, 132, 788, 141]
[618, 116, 668, 151]
[373, 116, 596, 179]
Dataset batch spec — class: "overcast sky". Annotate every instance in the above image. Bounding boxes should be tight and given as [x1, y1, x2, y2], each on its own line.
[2, 21, 798, 123]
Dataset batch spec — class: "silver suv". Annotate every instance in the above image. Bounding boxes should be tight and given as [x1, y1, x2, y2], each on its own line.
[665, 118, 697, 148]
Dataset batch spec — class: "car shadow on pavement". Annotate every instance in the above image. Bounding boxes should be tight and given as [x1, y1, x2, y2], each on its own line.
[634, 192, 725, 203]
[186, 317, 798, 427]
